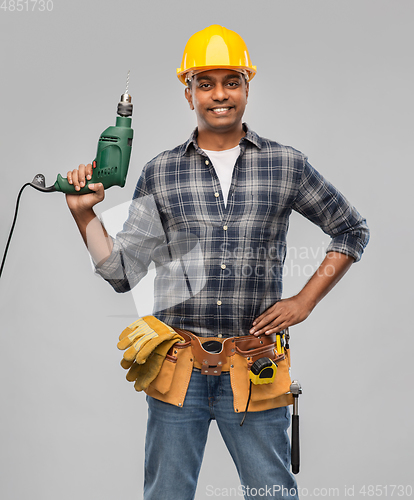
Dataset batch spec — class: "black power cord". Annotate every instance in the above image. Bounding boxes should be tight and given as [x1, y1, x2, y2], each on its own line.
[0, 183, 31, 279]
[0, 175, 56, 280]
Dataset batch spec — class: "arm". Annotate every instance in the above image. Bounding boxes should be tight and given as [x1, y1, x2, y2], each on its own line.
[65, 163, 113, 266]
[250, 251, 354, 335]
[66, 162, 168, 293]
[251, 159, 369, 336]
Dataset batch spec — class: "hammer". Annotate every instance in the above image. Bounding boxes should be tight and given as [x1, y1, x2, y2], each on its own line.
[290, 380, 302, 474]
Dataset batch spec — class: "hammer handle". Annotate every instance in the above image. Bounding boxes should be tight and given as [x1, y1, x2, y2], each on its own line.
[291, 414, 300, 474]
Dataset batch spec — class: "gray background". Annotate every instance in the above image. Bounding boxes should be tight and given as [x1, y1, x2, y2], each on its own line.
[1, 0, 413, 498]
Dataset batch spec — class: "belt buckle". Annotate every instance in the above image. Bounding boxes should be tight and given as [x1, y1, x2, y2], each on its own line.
[200, 339, 224, 375]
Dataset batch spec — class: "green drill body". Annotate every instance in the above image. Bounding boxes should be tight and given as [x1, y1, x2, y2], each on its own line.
[54, 115, 134, 194]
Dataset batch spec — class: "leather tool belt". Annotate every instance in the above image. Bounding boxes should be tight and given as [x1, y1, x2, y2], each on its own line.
[145, 328, 294, 412]
[173, 329, 283, 375]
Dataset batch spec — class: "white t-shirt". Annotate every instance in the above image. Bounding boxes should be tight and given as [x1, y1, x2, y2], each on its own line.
[202, 145, 240, 207]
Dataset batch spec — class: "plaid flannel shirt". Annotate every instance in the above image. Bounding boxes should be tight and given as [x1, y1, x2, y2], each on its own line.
[96, 125, 369, 337]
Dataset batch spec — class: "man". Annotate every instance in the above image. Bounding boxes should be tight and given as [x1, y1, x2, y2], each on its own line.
[65, 25, 369, 500]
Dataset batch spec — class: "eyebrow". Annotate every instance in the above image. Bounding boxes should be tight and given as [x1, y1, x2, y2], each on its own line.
[196, 73, 243, 83]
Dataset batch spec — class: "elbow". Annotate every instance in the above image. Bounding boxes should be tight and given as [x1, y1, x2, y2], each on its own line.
[359, 219, 370, 249]
[104, 277, 132, 293]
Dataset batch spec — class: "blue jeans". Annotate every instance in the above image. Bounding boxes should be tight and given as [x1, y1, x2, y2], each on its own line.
[144, 369, 299, 500]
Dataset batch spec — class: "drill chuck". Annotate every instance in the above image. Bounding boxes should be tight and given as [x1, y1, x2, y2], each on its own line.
[118, 93, 133, 117]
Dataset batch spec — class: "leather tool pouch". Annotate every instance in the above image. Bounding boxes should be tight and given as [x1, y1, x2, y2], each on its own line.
[144, 334, 194, 407]
[144, 328, 293, 412]
[230, 342, 293, 413]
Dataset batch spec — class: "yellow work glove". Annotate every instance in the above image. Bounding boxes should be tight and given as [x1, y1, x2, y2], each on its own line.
[121, 337, 179, 391]
[117, 315, 183, 365]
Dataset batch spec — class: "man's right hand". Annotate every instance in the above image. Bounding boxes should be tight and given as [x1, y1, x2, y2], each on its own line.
[65, 163, 105, 213]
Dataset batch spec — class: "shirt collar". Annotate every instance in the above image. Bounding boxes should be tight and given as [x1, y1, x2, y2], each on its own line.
[181, 123, 262, 156]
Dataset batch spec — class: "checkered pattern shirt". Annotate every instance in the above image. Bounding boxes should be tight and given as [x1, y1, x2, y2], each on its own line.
[96, 125, 369, 337]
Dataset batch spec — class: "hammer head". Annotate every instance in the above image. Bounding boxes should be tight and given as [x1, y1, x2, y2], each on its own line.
[290, 380, 302, 396]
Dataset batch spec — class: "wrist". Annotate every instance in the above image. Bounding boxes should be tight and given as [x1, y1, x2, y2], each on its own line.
[295, 290, 317, 313]
[70, 207, 96, 225]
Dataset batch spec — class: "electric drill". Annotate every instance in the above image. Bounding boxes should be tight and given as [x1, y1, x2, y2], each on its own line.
[30, 72, 134, 194]
[0, 73, 134, 280]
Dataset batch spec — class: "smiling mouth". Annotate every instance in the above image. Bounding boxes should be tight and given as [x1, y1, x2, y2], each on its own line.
[210, 107, 233, 114]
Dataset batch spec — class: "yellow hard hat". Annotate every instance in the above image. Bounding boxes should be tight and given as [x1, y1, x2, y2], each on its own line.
[177, 25, 257, 85]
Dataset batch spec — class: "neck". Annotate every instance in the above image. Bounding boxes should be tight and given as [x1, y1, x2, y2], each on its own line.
[196, 124, 245, 151]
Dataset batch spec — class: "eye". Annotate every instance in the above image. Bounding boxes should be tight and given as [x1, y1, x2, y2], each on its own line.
[198, 82, 212, 89]
[226, 81, 240, 88]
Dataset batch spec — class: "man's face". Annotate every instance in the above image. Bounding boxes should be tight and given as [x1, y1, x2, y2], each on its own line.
[185, 69, 249, 135]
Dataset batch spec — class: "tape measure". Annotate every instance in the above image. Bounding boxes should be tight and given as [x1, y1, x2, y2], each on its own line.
[249, 357, 278, 385]
[240, 357, 278, 426]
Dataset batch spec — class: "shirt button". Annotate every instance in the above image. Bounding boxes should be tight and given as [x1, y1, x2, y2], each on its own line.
[214, 192, 220, 197]
[221, 264, 226, 269]
[205, 160, 209, 165]
[217, 300, 222, 306]
[223, 225, 228, 231]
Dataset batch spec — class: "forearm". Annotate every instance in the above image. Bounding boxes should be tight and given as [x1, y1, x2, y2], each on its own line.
[70, 207, 113, 266]
[64, 168, 113, 266]
[296, 251, 354, 310]
[250, 251, 354, 335]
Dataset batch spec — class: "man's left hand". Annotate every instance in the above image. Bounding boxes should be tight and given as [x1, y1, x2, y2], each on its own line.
[249, 295, 313, 336]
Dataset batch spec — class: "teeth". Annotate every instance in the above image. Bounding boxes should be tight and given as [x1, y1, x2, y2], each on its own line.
[213, 107, 230, 112]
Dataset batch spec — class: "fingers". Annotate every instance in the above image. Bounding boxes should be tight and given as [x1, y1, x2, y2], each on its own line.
[256, 320, 288, 336]
[250, 299, 294, 335]
[250, 296, 312, 336]
[86, 163, 93, 180]
[250, 308, 284, 336]
[67, 164, 93, 191]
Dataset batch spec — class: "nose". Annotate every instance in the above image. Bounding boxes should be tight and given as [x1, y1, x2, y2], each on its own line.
[211, 83, 228, 101]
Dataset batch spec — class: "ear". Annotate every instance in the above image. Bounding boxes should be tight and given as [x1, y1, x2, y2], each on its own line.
[245, 81, 249, 103]
[185, 87, 194, 110]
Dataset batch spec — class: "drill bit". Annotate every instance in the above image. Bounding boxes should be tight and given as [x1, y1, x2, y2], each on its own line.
[118, 71, 133, 116]
[125, 70, 130, 96]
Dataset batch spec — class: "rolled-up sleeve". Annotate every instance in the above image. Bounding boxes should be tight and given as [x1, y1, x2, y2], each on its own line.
[95, 189, 166, 293]
[292, 160, 369, 262]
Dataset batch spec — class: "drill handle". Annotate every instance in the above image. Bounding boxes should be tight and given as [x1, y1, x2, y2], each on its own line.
[54, 161, 99, 195]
